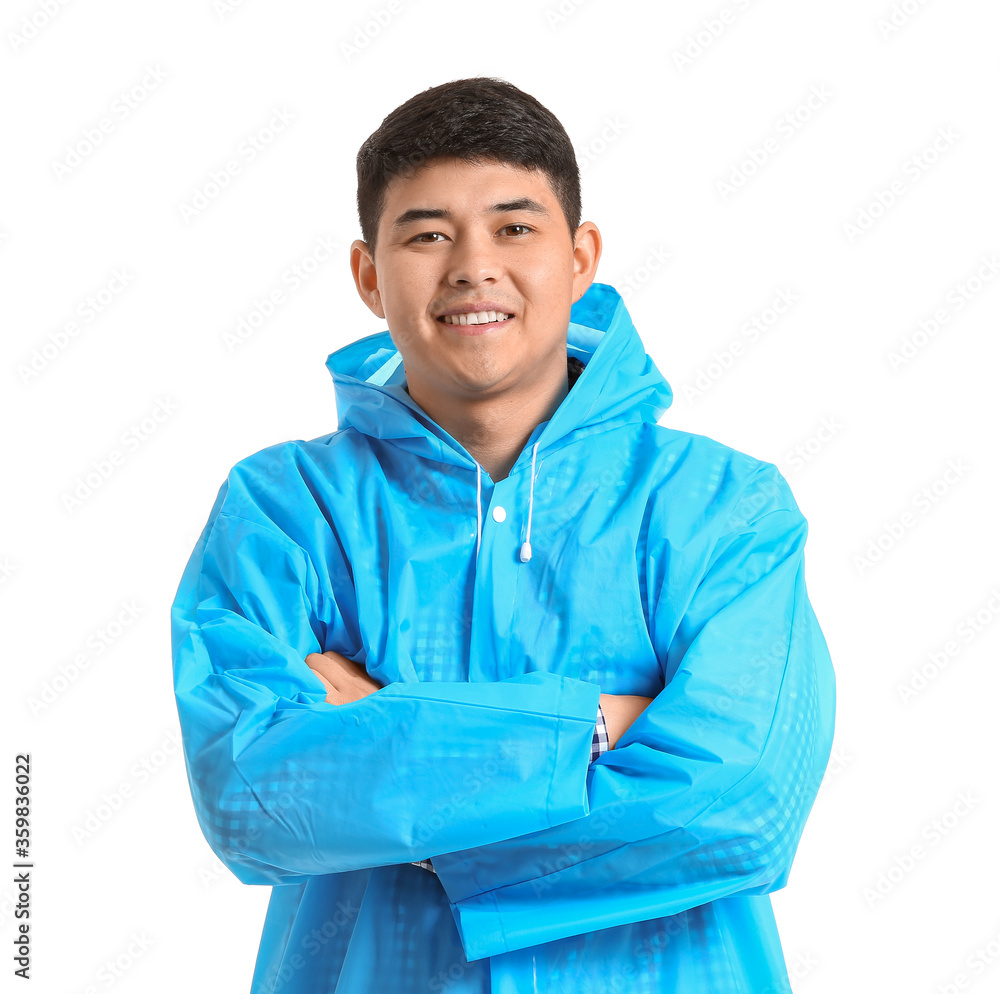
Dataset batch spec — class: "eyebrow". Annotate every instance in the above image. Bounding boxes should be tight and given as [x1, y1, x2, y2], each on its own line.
[390, 197, 552, 231]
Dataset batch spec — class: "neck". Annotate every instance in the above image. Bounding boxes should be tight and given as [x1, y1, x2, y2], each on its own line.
[409, 364, 569, 482]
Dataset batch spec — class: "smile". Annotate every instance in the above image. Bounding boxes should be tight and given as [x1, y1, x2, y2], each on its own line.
[439, 311, 513, 326]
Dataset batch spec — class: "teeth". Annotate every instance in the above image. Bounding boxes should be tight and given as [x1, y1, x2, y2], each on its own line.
[441, 310, 511, 326]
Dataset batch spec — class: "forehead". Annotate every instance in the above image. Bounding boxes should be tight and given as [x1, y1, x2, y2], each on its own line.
[382, 157, 560, 224]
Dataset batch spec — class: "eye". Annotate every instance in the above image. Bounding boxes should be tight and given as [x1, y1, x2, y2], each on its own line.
[410, 232, 445, 243]
[502, 224, 532, 236]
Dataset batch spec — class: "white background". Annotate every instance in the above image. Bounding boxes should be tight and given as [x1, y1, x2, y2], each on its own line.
[2, 1, 999, 991]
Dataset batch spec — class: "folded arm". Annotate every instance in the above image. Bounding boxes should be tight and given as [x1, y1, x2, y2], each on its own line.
[171, 483, 603, 886]
[303, 651, 649, 875]
[429, 468, 837, 960]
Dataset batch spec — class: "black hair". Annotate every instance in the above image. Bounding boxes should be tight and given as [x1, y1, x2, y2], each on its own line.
[356, 77, 581, 255]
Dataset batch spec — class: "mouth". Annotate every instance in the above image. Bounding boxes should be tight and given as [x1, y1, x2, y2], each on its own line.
[436, 310, 515, 336]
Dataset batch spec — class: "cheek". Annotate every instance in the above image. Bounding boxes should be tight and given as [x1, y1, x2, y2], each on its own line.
[381, 276, 423, 336]
[515, 252, 574, 293]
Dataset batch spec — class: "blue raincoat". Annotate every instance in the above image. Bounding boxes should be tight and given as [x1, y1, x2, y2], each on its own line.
[171, 282, 835, 993]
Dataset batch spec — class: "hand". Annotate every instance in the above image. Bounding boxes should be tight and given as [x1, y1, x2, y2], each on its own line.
[599, 693, 654, 749]
[305, 650, 383, 706]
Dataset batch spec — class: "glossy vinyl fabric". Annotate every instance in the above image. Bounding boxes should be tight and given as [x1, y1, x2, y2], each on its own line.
[171, 282, 836, 993]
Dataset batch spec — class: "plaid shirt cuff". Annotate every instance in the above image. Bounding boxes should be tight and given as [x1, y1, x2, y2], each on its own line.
[591, 701, 610, 762]
[411, 702, 609, 874]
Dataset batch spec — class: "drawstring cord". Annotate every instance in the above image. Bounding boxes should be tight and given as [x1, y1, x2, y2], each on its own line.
[519, 441, 540, 563]
[475, 461, 482, 560]
[473, 438, 540, 564]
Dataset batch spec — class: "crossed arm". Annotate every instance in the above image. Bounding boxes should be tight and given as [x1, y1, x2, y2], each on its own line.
[174, 462, 834, 961]
[305, 650, 653, 749]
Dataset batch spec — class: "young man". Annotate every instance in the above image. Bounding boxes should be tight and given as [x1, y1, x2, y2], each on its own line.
[171, 78, 836, 993]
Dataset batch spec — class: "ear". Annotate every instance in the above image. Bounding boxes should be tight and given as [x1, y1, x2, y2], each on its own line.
[350, 239, 385, 319]
[570, 222, 603, 303]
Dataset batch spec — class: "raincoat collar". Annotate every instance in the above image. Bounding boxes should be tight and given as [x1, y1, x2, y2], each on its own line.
[324, 282, 673, 471]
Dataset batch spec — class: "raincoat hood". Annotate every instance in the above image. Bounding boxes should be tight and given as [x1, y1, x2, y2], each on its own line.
[324, 282, 673, 467]
[324, 282, 674, 562]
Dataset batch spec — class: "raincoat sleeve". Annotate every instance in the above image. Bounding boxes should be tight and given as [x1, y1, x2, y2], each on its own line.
[430, 462, 837, 961]
[171, 466, 601, 888]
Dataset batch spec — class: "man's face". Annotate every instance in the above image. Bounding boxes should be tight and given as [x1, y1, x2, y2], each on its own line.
[350, 157, 600, 410]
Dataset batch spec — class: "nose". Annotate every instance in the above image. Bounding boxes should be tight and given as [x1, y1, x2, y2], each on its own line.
[446, 230, 501, 286]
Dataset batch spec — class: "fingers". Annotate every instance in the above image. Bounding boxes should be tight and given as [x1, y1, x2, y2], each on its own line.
[304, 660, 338, 705]
[304, 652, 342, 687]
[304, 650, 383, 703]
[322, 649, 363, 669]
[322, 650, 383, 692]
